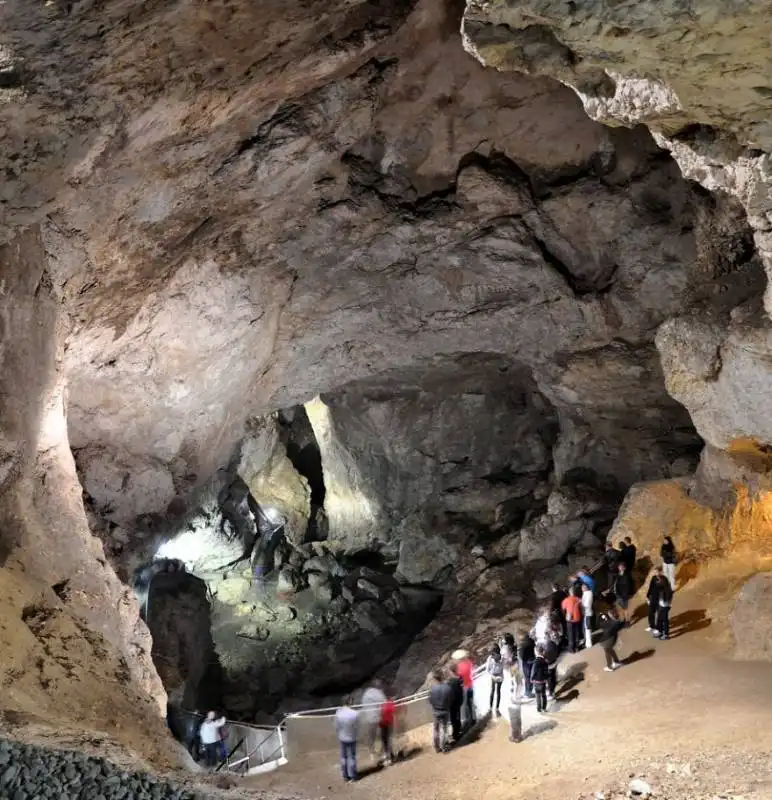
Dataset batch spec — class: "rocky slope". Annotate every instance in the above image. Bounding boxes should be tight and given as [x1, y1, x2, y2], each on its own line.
[2, 0, 772, 742]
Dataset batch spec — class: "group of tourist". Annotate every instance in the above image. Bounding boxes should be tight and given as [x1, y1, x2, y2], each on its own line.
[330, 535, 679, 783]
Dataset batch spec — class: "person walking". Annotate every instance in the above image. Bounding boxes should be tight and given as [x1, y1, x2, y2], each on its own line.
[646, 568, 661, 633]
[530, 646, 550, 713]
[429, 669, 453, 752]
[379, 694, 396, 766]
[661, 536, 677, 589]
[614, 562, 633, 626]
[581, 583, 594, 649]
[447, 665, 464, 743]
[485, 645, 505, 716]
[598, 609, 624, 672]
[334, 697, 359, 783]
[198, 711, 226, 768]
[561, 586, 583, 653]
[518, 631, 536, 700]
[545, 622, 561, 700]
[454, 650, 476, 728]
[361, 680, 387, 759]
[654, 572, 674, 640]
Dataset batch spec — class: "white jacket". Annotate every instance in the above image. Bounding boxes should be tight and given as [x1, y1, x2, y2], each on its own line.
[581, 589, 594, 615]
[199, 718, 226, 744]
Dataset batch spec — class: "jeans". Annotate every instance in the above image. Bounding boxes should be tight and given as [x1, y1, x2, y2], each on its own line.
[489, 679, 502, 712]
[567, 620, 582, 652]
[534, 682, 548, 712]
[603, 646, 620, 668]
[432, 712, 450, 752]
[339, 741, 358, 781]
[663, 562, 676, 588]
[521, 659, 534, 697]
[657, 605, 671, 638]
[379, 726, 393, 760]
[463, 687, 476, 727]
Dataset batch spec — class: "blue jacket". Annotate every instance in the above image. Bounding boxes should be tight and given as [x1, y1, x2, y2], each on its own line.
[578, 573, 595, 591]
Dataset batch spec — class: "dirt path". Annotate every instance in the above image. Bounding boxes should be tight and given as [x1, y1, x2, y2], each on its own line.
[249, 557, 772, 799]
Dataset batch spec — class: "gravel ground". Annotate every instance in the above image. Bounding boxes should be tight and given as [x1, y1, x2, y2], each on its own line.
[0, 738, 213, 800]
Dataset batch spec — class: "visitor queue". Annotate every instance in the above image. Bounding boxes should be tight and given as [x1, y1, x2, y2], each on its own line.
[330, 534, 678, 781]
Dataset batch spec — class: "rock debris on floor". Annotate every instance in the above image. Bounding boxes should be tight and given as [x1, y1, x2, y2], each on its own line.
[0, 739, 211, 800]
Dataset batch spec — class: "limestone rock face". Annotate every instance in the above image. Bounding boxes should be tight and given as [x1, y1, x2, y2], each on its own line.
[731, 573, 772, 662]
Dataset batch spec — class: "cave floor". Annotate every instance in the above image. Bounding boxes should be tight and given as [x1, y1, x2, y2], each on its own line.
[250, 554, 772, 800]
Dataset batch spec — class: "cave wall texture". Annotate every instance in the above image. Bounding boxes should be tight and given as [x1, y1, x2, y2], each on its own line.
[2, 0, 772, 732]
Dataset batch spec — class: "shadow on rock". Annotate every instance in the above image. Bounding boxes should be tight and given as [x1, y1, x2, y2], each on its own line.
[521, 719, 558, 740]
[454, 711, 492, 748]
[622, 648, 655, 666]
[670, 609, 711, 638]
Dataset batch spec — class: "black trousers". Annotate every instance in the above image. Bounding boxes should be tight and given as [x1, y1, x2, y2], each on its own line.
[648, 603, 657, 629]
[463, 687, 476, 726]
[534, 682, 548, 712]
[380, 725, 393, 760]
[521, 659, 534, 696]
[489, 679, 502, 711]
[450, 707, 462, 741]
[657, 605, 670, 637]
[603, 646, 619, 668]
[204, 742, 219, 767]
[547, 665, 557, 696]
[567, 620, 582, 652]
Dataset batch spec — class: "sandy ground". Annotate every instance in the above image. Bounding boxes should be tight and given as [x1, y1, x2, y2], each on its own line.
[250, 554, 772, 800]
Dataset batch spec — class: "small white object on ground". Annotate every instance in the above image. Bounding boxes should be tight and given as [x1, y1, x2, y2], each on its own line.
[629, 778, 653, 797]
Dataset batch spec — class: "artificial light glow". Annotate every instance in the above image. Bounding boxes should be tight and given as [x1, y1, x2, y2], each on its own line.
[262, 505, 284, 525]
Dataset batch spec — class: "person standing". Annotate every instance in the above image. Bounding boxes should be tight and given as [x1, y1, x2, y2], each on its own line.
[184, 710, 201, 761]
[518, 631, 536, 700]
[361, 680, 387, 759]
[454, 651, 476, 728]
[429, 670, 453, 753]
[655, 572, 674, 640]
[614, 562, 633, 626]
[622, 537, 637, 574]
[661, 536, 677, 589]
[447, 665, 464, 743]
[530, 646, 550, 713]
[334, 697, 359, 783]
[485, 645, 505, 716]
[576, 569, 596, 593]
[598, 609, 624, 672]
[646, 568, 661, 633]
[545, 622, 561, 700]
[379, 693, 396, 766]
[561, 586, 583, 653]
[198, 711, 226, 768]
[581, 583, 594, 649]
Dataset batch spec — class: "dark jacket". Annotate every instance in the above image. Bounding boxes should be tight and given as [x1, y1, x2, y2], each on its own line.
[599, 614, 625, 648]
[550, 588, 568, 614]
[646, 576, 660, 605]
[447, 676, 464, 712]
[661, 541, 676, 565]
[622, 543, 637, 571]
[615, 571, 633, 602]
[517, 635, 535, 663]
[605, 546, 620, 570]
[429, 682, 453, 714]
[658, 576, 673, 606]
[530, 656, 549, 684]
[544, 638, 560, 666]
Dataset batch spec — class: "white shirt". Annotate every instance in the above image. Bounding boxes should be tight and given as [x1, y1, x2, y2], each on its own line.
[361, 687, 386, 725]
[582, 589, 594, 615]
[199, 718, 226, 744]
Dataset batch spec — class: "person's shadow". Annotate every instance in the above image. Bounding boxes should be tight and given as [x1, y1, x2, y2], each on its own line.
[622, 649, 655, 666]
[670, 609, 711, 638]
[521, 719, 558, 740]
[454, 710, 492, 748]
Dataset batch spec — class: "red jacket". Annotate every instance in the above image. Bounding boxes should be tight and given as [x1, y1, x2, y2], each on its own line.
[380, 699, 395, 728]
[456, 658, 473, 689]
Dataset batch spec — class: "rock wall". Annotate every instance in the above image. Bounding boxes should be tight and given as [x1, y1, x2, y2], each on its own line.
[0, 230, 171, 765]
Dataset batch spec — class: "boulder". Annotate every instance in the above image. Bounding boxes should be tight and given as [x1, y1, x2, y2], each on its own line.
[519, 518, 588, 566]
[731, 573, 772, 661]
[303, 554, 347, 579]
[276, 566, 302, 595]
[356, 578, 385, 601]
[351, 601, 398, 637]
[396, 530, 460, 586]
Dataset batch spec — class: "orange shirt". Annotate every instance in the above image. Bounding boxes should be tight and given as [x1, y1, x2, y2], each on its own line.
[561, 595, 582, 623]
